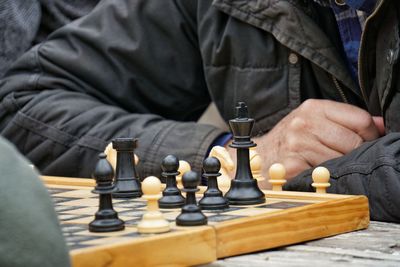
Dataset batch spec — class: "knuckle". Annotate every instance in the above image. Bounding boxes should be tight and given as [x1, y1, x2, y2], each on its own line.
[358, 112, 373, 130]
[286, 134, 302, 153]
[288, 116, 307, 131]
[299, 99, 318, 112]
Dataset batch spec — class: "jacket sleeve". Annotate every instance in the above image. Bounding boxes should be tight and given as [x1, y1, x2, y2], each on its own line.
[0, 0, 41, 77]
[0, 0, 223, 178]
[283, 133, 400, 223]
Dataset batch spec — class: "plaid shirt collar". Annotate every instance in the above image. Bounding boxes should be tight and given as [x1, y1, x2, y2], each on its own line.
[312, 0, 376, 84]
[313, 0, 375, 12]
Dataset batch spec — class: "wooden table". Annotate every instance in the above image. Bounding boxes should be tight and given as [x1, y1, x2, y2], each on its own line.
[204, 221, 400, 267]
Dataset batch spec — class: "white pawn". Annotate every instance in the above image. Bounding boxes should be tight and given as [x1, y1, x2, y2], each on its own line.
[209, 146, 234, 188]
[104, 142, 139, 171]
[176, 160, 191, 188]
[311, 167, 331, 194]
[137, 176, 170, 234]
[250, 148, 265, 182]
[268, 163, 286, 191]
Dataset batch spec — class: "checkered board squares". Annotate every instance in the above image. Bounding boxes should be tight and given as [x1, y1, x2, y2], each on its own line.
[43, 180, 369, 267]
[62, 223, 143, 250]
[48, 185, 317, 250]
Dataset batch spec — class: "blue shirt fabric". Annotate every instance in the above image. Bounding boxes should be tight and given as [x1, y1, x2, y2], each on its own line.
[207, 132, 232, 155]
[313, 0, 376, 83]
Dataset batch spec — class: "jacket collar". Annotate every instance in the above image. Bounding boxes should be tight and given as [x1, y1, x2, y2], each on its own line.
[212, 0, 359, 94]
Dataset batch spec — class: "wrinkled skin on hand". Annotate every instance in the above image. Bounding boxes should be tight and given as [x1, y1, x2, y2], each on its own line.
[227, 99, 384, 189]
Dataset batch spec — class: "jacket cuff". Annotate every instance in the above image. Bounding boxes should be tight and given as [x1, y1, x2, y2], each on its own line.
[283, 169, 314, 192]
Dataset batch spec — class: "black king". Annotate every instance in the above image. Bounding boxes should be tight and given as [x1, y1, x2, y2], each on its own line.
[225, 102, 265, 205]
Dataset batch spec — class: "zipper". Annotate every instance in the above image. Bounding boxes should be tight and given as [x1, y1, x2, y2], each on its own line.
[358, 0, 385, 104]
[332, 75, 348, 103]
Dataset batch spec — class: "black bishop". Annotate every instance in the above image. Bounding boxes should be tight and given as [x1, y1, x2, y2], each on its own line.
[89, 153, 125, 232]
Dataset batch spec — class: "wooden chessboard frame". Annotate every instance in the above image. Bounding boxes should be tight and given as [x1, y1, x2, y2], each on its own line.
[42, 176, 370, 267]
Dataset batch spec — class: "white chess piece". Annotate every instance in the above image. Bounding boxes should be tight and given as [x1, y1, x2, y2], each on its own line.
[137, 176, 170, 234]
[268, 163, 286, 191]
[311, 167, 331, 194]
[104, 142, 139, 171]
[177, 160, 191, 188]
[209, 146, 234, 188]
[249, 148, 265, 182]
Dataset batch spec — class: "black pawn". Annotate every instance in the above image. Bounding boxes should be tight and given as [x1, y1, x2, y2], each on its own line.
[176, 171, 207, 226]
[112, 138, 142, 198]
[199, 157, 229, 210]
[225, 102, 265, 205]
[89, 153, 125, 232]
[158, 155, 185, 208]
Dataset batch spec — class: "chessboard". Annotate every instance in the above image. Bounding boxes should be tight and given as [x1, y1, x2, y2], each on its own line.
[42, 175, 370, 267]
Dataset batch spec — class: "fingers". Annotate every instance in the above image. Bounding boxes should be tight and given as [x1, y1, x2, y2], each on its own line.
[282, 156, 311, 180]
[284, 130, 343, 166]
[284, 108, 364, 155]
[316, 100, 380, 141]
[309, 118, 364, 154]
[372, 116, 385, 136]
[256, 99, 381, 183]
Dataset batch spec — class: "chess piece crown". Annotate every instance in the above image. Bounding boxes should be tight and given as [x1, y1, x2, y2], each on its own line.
[228, 102, 256, 148]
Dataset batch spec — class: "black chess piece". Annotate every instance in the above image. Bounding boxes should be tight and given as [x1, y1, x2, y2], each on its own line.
[224, 102, 265, 205]
[89, 153, 125, 232]
[176, 171, 207, 226]
[199, 157, 229, 210]
[158, 155, 185, 208]
[112, 138, 142, 198]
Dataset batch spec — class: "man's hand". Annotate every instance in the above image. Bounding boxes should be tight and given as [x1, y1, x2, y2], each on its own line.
[247, 99, 383, 187]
